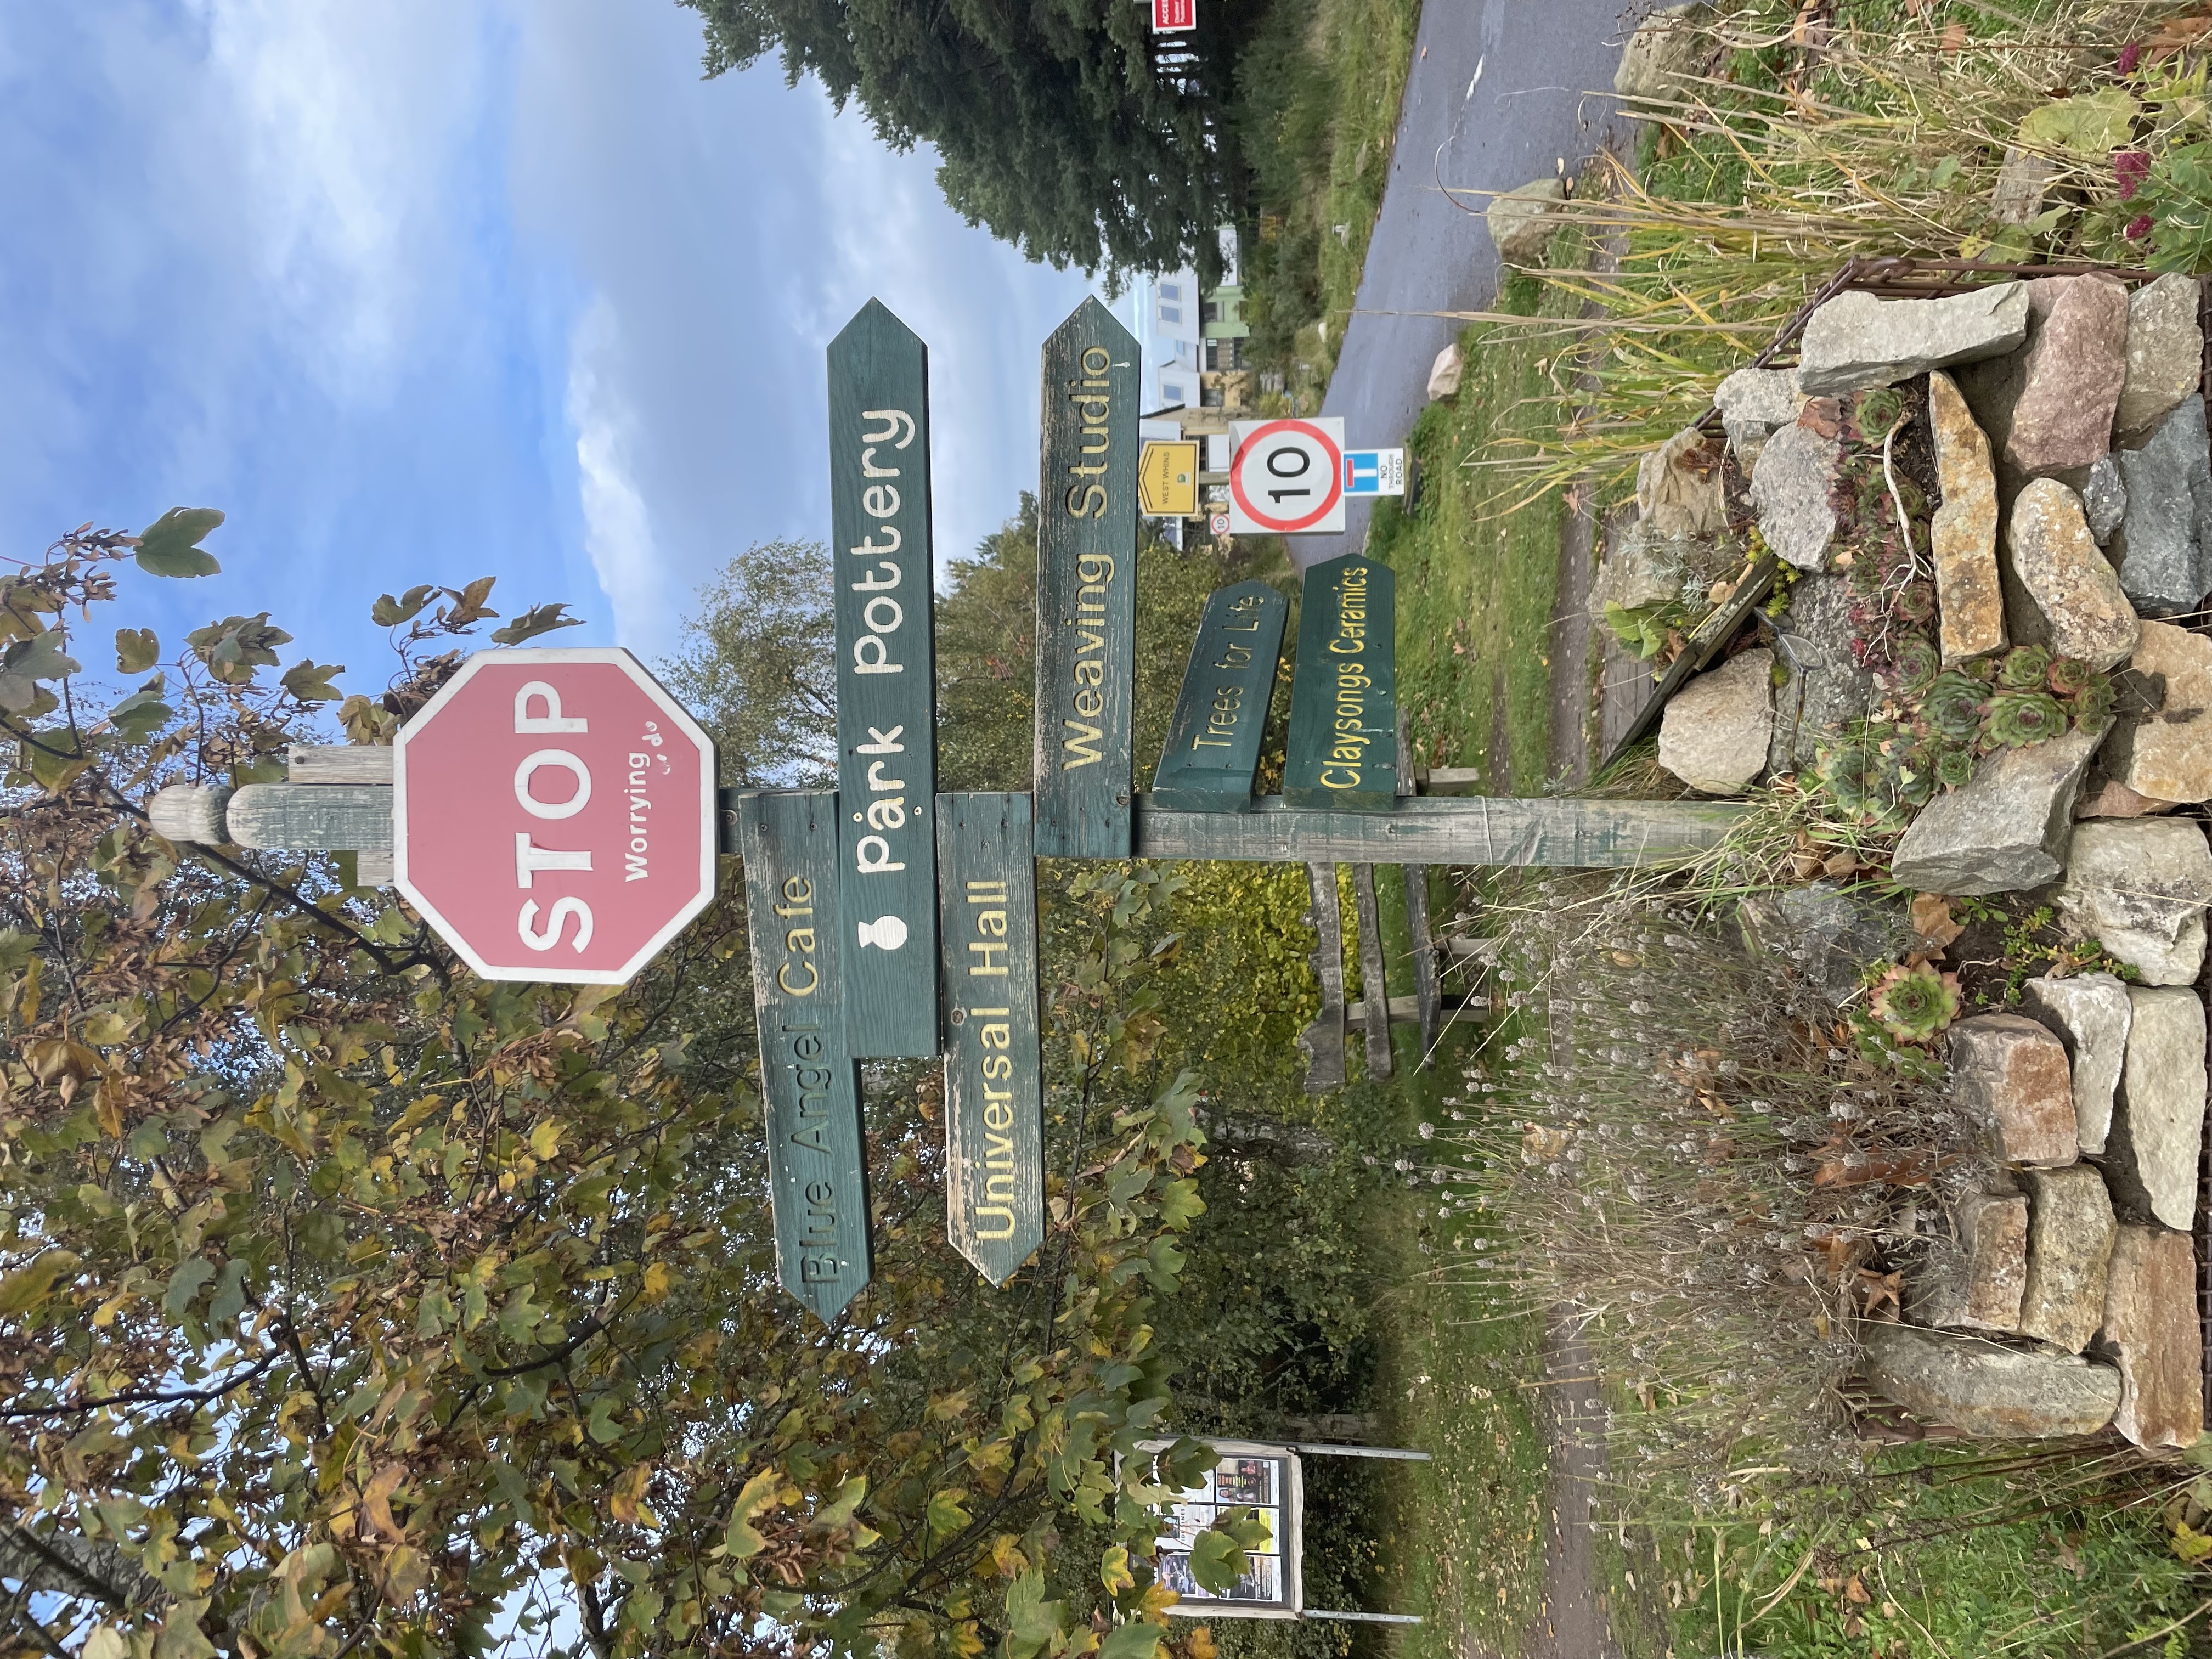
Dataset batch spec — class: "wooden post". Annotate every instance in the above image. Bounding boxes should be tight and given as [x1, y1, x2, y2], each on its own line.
[1035, 298, 1139, 857]
[1132, 794, 1744, 865]
[1297, 863, 1346, 1095]
[1350, 863, 1391, 1081]
[1396, 715, 1439, 1067]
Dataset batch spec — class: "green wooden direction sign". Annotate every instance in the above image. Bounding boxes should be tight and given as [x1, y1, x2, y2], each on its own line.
[1152, 580, 1289, 811]
[1035, 297, 1139, 858]
[828, 300, 939, 1058]
[1283, 555, 1397, 810]
[736, 791, 874, 1321]
[934, 792, 1045, 1285]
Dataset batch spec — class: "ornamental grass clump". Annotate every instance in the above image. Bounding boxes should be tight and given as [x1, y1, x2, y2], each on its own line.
[1431, 876, 1992, 1479]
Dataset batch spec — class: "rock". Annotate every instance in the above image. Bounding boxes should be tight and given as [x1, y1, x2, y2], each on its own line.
[2110, 394, 2212, 618]
[2081, 455, 2127, 546]
[1591, 518, 1691, 613]
[1738, 882, 1914, 1006]
[1863, 1323, 2119, 1438]
[2007, 479, 2140, 670]
[2056, 819, 2212, 986]
[2104, 988, 2207, 1230]
[2004, 274, 2130, 480]
[1949, 1013, 2079, 1168]
[2104, 622, 2212, 805]
[2016, 973, 2130, 1155]
[1914, 1193, 2028, 1332]
[1714, 366, 1804, 467]
[2076, 779, 2176, 819]
[1928, 370, 2005, 667]
[2114, 271, 2204, 443]
[2098, 1226, 2204, 1451]
[1991, 146, 2058, 226]
[1767, 575, 1878, 774]
[1887, 725, 2102, 896]
[1487, 178, 1566, 268]
[1636, 425, 1728, 539]
[2016, 1165, 2118, 1352]
[1657, 648, 1773, 794]
[1750, 420, 1842, 571]
[1426, 342, 1464, 402]
[1613, 1, 1710, 102]
[1797, 283, 2032, 396]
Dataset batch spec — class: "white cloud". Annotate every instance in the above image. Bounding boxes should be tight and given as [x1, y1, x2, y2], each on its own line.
[566, 298, 664, 646]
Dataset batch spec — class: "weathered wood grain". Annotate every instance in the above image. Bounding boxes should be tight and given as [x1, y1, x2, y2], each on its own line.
[289, 745, 393, 785]
[1133, 794, 1745, 866]
[1284, 554, 1397, 809]
[1034, 298, 1139, 856]
[1351, 863, 1392, 1081]
[1396, 715, 1439, 1068]
[735, 790, 874, 1321]
[1152, 580, 1288, 810]
[828, 300, 940, 1057]
[225, 784, 393, 850]
[1297, 862, 1347, 1095]
[1602, 552, 1780, 773]
[146, 784, 234, 845]
[935, 793, 1044, 1285]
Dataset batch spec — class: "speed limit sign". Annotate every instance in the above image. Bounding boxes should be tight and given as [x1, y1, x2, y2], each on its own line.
[1227, 417, 1346, 535]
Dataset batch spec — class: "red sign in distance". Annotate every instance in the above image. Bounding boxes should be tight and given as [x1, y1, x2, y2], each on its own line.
[394, 648, 718, 985]
[1151, 0, 1195, 30]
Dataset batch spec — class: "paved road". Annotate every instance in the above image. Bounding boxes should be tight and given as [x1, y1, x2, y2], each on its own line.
[1296, 0, 1642, 566]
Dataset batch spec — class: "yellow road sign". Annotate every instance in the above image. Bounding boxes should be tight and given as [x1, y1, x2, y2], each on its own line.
[1137, 440, 1200, 517]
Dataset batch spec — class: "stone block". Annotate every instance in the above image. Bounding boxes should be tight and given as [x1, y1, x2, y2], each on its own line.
[1863, 1323, 2119, 1438]
[1912, 1192, 2028, 1332]
[1426, 342, 1464, 402]
[2082, 455, 2127, 546]
[2016, 972, 2130, 1154]
[1887, 725, 2101, 896]
[1714, 365, 1804, 468]
[1750, 420, 1841, 571]
[2055, 819, 2212, 986]
[2017, 1165, 2118, 1352]
[1636, 425, 1728, 539]
[2005, 274, 2130, 480]
[2110, 394, 2212, 618]
[2114, 271, 2204, 443]
[1949, 1013, 2079, 1168]
[1928, 370, 2005, 666]
[2104, 622, 2212, 805]
[1768, 574, 1878, 774]
[1798, 283, 2031, 397]
[2008, 478, 2141, 671]
[1614, 1, 1711, 102]
[2098, 1226, 2204, 1451]
[1657, 648, 1773, 794]
[2104, 988, 2207, 1231]
[1487, 179, 1565, 268]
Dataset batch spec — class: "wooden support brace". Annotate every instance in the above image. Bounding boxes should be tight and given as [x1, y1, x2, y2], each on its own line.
[1296, 862, 1347, 1096]
[1132, 794, 1744, 866]
[1396, 714, 1439, 1068]
[1350, 862, 1391, 1081]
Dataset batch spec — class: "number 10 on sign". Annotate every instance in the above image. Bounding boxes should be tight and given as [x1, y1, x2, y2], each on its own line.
[1226, 417, 1346, 536]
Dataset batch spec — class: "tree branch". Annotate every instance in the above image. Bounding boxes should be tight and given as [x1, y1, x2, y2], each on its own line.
[0, 1350, 278, 1419]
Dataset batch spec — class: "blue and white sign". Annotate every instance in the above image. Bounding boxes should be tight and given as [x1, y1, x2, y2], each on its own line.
[1341, 448, 1407, 497]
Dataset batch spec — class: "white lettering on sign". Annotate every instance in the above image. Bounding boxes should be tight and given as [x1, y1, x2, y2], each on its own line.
[514, 681, 588, 734]
[519, 896, 594, 952]
[511, 696, 599, 950]
[515, 749, 591, 819]
[851, 407, 917, 677]
[515, 834, 592, 887]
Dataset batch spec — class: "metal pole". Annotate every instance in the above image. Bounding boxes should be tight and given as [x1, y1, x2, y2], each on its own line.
[1304, 1610, 1423, 1625]
[1289, 1443, 1432, 1462]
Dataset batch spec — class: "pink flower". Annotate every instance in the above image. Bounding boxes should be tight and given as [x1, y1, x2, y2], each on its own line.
[2116, 151, 2151, 200]
[2126, 213, 2154, 241]
[2120, 41, 2144, 75]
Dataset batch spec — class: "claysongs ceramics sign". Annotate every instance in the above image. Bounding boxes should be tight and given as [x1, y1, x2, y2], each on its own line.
[393, 647, 717, 984]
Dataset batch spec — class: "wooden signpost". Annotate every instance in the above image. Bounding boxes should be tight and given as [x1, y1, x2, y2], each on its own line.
[935, 793, 1045, 1284]
[1152, 580, 1288, 810]
[1282, 555, 1396, 809]
[829, 301, 940, 1057]
[735, 791, 874, 1319]
[1034, 297, 1139, 858]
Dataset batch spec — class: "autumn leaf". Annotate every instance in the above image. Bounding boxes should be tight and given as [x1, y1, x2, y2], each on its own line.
[1099, 1543, 1135, 1595]
[1910, 893, 1963, 949]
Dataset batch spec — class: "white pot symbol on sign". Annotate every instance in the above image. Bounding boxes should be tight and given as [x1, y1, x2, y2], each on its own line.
[857, 915, 909, 951]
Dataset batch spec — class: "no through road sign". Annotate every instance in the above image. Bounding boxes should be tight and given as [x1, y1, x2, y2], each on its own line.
[1227, 417, 1346, 535]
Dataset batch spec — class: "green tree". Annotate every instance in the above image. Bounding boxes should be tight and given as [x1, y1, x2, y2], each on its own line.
[0, 519, 1260, 1658]
[676, 0, 1246, 281]
[660, 538, 838, 787]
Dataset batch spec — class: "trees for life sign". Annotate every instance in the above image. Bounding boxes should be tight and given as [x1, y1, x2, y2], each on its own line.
[1227, 418, 1345, 535]
[393, 647, 717, 984]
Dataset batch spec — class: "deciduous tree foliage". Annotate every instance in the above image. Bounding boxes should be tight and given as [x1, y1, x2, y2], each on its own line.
[0, 521, 1261, 1657]
[676, 0, 1244, 281]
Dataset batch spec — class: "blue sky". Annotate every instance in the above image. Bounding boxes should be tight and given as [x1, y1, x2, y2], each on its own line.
[0, 0, 1098, 695]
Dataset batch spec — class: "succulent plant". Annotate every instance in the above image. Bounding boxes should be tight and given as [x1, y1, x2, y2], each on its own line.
[1882, 740, 1938, 808]
[2074, 677, 2117, 726]
[1922, 671, 1989, 742]
[2047, 656, 2096, 697]
[1854, 385, 1906, 435]
[1981, 689, 2069, 748]
[1885, 635, 1941, 696]
[1934, 745, 1976, 789]
[1961, 654, 2001, 685]
[1998, 644, 2052, 690]
[1894, 582, 1937, 625]
[1870, 960, 1963, 1043]
[1817, 742, 1874, 812]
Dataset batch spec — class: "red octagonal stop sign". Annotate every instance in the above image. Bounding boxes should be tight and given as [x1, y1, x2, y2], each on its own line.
[394, 647, 718, 984]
